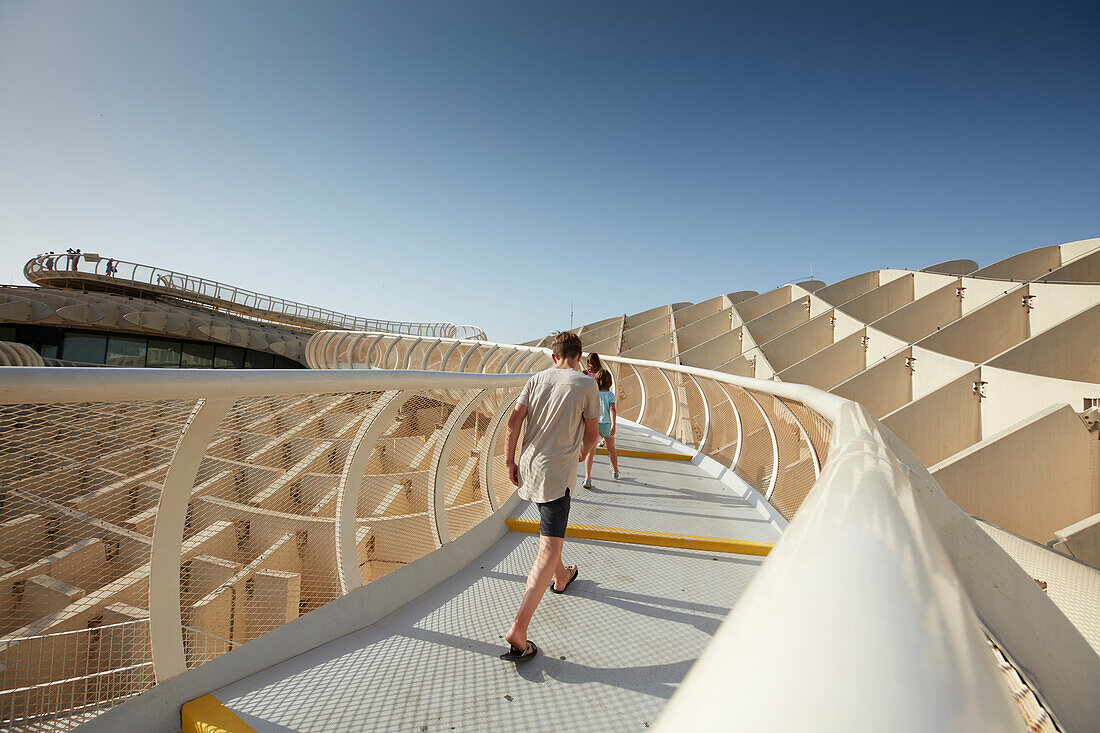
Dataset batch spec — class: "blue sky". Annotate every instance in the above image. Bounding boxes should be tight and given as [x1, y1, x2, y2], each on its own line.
[1, 1, 1097, 344]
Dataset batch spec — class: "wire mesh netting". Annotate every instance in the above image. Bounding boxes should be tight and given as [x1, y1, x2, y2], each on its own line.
[613, 365, 643, 423]
[181, 391, 383, 669]
[679, 374, 707, 448]
[780, 398, 832, 470]
[759, 395, 818, 521]
[722, 385, 775, 495]
[635, 366, 673, 435]
[0, 399, 197, 727]
[696, 378, 738, 465]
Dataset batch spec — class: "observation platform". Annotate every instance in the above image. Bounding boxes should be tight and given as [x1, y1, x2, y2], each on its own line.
[191, 424, 780, 732]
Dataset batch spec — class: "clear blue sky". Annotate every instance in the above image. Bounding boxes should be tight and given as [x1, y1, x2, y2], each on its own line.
[1, 1, 1097, 344]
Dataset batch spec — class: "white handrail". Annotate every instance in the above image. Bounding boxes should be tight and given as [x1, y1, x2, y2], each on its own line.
[23, 253, 488, 341]
[304, 330, 1100, 732]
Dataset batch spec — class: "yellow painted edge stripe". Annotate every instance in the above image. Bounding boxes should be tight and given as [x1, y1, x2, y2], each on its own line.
[595, 447, 691, 461]
[505, 517, 773, 556]
[181, 693, 257, 733]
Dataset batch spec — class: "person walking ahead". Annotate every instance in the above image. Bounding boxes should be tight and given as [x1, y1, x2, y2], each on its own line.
[502, 331, 599, 662]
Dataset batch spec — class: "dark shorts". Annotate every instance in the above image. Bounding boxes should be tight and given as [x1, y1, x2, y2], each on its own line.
[536, 489, 571, 538]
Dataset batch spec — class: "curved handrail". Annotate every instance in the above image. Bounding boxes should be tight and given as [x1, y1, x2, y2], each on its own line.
[23, 253, 488, 341]
[304, 330, 1100, 732]
[2, 352, 1097, 729]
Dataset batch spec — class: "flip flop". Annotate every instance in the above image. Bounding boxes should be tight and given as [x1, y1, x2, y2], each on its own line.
[550, 565, 579, 594]
[500, 640, 538, 662]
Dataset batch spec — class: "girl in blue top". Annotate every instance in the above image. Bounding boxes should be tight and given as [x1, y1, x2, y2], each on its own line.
[582, 369, 619, 487]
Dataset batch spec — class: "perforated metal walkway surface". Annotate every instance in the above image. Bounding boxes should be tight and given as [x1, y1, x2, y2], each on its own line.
[210, 425, 780, 731]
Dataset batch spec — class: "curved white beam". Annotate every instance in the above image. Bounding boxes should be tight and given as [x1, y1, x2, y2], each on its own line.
[334, 390, 410, 595]
[149, 397, 234, 682]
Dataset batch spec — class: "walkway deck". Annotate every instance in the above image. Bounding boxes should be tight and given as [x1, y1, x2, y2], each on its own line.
[208, 425, 781, 732]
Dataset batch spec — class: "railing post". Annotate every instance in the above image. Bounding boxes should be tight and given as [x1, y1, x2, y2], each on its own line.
[716, 381, 744, 468]
[689, 374, 712, 453]
[480, 393, 521, 511]
[428, 390, 488, 545]
[335, 390, 411, 594]
[149, 397, 234, 682]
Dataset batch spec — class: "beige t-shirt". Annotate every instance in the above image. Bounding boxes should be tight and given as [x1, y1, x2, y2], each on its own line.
[516, 367, 600, 503]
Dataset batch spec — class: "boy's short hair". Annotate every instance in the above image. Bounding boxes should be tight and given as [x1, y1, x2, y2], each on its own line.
[551, 331, 583, 360]
[595, 369, 613, 391]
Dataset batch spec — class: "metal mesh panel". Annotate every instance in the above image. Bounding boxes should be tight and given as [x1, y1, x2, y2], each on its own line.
[382, 340, 405, 370]
[612, 365, 642, 422]
[781, 398, 832, 469]
[723, 386, 774, 494]
[355, 391, 455, 584]
[442, 409, 491, 539]
[494, 350, 519, 374]
[404, 340, 428, 370]
[697, 378, 738, 464]
[754, 394, 817, 521]
[0, 619, 153, 732]
[636, 366, 673, 434]
[367, 338, 389, 369]
[480, 349, 506, 375]
[463, 346, 491, 373]
[679, 374, 706, 448]
[422, 342, 444, 372]
[181, 392, 382, 670]
[441, 345, 468, 373]
[0, 399, 196, 728]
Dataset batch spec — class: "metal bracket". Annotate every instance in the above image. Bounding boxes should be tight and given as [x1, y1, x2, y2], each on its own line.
[956, 286, 966, 298]
[905, 356, 917, 372]
[1022, 294, 1035, 310]
[973, 380, 988, 399]
[860, 336, 870, 348]
[1079, 406, 1100, 433]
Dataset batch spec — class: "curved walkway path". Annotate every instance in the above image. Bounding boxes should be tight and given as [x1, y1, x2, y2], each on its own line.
[204, 424, 781, 732]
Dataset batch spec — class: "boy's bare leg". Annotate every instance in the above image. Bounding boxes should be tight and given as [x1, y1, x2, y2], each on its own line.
[505, 536, 576, 651]
[583, 448, 594, 483]
[606, 436, 619, 473]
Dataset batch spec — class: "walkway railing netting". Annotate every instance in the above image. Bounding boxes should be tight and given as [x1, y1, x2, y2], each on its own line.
[306, 332, 832, 523]
[0, 370, 521, 730]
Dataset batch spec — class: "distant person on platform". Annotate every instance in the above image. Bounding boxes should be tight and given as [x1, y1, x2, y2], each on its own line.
[501, 331, 599, 662]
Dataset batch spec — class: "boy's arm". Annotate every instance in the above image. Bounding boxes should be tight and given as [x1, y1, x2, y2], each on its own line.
[505, 403, 528, 486]
[610, 402, 617, 435]
[579, 417, 598, 461]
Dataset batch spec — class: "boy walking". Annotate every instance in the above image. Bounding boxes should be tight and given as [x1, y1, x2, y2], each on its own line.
[501, 332, 599, 661]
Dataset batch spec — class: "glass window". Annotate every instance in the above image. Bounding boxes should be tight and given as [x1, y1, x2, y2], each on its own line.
[41, 344, 59, 359]
[147, 339, 182, 368]
[181, 342, 214, 369]
[62, 331, 107, 364]
[106, 334, 147, 367]
[274, 355, 302, 369]
[244, 350, 274, 369]
[214, 345, 245, 369]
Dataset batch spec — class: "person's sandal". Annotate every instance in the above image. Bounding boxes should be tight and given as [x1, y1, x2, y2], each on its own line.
[549, 565, 579, 594]
[582, 479, 592, 489]
[500, 640, 538, 662]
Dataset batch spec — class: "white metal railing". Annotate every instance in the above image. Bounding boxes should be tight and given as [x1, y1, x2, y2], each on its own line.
[0, 367, 523, 730]
[23, 253, 487, 340]
[307, 330, 1100, 733]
